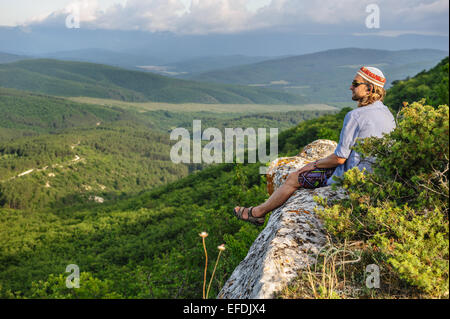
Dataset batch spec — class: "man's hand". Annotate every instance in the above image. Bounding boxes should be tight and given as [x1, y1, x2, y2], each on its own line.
[296, 162, 316, 175]
[297, 154, 347, 175]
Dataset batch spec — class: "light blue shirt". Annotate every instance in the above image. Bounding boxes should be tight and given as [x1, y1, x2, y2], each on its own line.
[327, 100, 396, 185]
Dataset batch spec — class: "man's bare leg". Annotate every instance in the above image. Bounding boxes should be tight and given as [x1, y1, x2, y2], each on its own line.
[235, 171, 301, 220]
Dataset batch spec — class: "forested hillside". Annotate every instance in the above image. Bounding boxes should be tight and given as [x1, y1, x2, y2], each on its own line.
[0, 124, 191, 211]
[385, 57, 449, 111]
[0, 108, 350, 298]
[0, 57, 448, 299]
[0, 88, 139, 140]
[0, 59, 308, 104]
[0, 86, 334, 211]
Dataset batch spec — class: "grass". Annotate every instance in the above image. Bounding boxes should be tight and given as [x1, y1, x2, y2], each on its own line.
[68, 97, 339, 114]
[277, 237, 426, 299]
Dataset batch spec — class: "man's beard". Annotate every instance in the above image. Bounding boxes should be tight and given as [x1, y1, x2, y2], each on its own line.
[352, 90, 366, 101]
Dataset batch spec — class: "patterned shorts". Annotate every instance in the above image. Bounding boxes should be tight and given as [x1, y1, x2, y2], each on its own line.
[298, 168, 336, 189]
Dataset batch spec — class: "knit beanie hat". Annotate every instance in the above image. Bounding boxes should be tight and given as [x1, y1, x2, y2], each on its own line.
[357, 66, 386, 88]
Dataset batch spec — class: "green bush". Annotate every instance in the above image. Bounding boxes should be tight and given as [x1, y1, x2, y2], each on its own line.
[318, 100, 449, 297]
[30, 272, 123, 299]
[385, 57, 449, 111]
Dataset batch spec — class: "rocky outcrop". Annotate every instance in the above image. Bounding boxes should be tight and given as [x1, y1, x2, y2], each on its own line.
[266, 139, 338, 195]
[218, 139, 347, 299]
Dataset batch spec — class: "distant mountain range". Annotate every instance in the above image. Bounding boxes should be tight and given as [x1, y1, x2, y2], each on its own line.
[1, 25, 448, 59]
[1, 48, 447, 105]
[187, 48, 449, 103]
[0, 58, 307, 104]
[0, 52, 28, 64]
[147, 55, 281, 77]
[33, 49, 277, 76]
[35, 48, 167, 70]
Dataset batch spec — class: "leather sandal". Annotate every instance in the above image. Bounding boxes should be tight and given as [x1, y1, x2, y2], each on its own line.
[233, 206, 265, 227]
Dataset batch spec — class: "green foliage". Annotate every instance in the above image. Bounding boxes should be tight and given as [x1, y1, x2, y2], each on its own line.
[0, 87, 335, 210]
[30, 272, 123, 299]
[140, 109, 335, 135]
[0, 87, 147, 142]
[0, 101, 336, 298]
[318, 101, 449, 297]
[0, 124, 189, 210]
[1, 55, 447, 300]
[0, 163, 266, 298]
[385, 57, 449, 111]
[278, 108, 350, 155]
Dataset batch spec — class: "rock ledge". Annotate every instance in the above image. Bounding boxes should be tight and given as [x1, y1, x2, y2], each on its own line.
[218, 140, 347, 299]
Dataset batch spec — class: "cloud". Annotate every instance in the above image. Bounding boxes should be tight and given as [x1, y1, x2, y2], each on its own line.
[176, 0, 253, 34]
[26, 0, 449, 36]
[251, 0, 449, 34]
[24, 0, 104, 27]
[94, 0, 187, 31]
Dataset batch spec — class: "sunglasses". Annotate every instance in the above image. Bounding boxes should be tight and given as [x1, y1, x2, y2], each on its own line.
[352, 80, 374, 89]
[352, 80, 366, 88]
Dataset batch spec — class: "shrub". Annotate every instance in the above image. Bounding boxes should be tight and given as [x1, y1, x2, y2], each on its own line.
[30, 272, 123, 299]
[318, 100, 449, 297]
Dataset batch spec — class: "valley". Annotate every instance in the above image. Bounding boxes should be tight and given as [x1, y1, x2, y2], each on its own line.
[0, 47, 447, 300]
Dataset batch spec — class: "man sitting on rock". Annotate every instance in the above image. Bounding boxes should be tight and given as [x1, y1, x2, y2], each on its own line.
[234, 66, 396, 226]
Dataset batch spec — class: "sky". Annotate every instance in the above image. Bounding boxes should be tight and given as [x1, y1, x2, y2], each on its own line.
[0, 0, 448, 37]
[0, 0, 272, 27]
[0, 0, 126, 26]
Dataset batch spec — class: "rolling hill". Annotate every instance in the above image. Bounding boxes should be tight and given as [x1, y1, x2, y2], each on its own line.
[0, 58, 448, 299]
[38, 49, 276, 76]
[0, 87, 336, 210]
[0, 88, 138, 137]
[0, 124, 190, 211]
[0, 59, 308, 104]
[37, 48, 172, 70]
[142, 55, 278, 77]
[0, 52, 27, 64]
[188, 48, 448, 103]
[0, 88, 191, 210]
[0, 87, 335, 142]
[0, 87, 168, 143]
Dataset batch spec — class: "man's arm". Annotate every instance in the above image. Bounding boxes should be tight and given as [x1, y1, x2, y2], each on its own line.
[315, 153, 346, 168]
[297, 153, 346, 175]
[297, 110, 357, 175]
